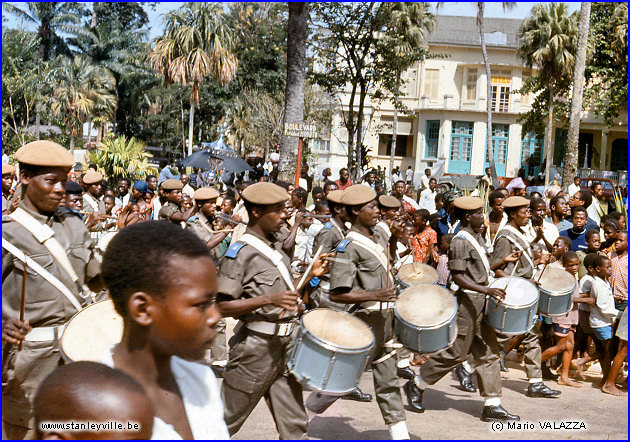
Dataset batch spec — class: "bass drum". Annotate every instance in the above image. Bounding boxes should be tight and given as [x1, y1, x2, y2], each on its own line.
[288, 309, 374, 395]
[485, 277, 539, 335]
[97, 230, 118, 253]
[535, 267, 576, 317]
[396, 262, 438, 291]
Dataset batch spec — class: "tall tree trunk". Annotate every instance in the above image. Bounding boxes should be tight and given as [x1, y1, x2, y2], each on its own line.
[35, 107, 41, 140]
[188, 102, 195, 157]
[180, 99, 186, 157]
[86, 116, 93, 149]
[96, 124, 103, 145]
[278, 2, 308, 182]
[69, 135, 75, 155]
[92, 2, 98, 28]
[389, 94, 398, 186]
[355, 80, 367, 181]
[346, 82, 358, 171]
[479, 13, 499, 187]
[561, 2, 591, 193]
[543, 84, 555, 188]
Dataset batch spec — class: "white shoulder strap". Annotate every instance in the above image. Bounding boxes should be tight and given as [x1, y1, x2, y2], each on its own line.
[9, 208, 90, 294]
[454, 230, 492, 276]
[2, 239, 83, 311]
[496, 225, 535, 269]
[240, 233, 295, 291]
[346, 231, 394, 284]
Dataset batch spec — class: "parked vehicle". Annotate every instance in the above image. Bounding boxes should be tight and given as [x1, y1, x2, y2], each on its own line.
[580, 177, 615, 201]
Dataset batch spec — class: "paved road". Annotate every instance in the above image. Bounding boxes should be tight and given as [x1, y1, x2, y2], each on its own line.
[227, 358, 627, 440]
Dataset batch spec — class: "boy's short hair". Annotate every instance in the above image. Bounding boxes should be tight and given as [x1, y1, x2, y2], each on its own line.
[603, 219, 621, 231]
[488, 191, 505, 206]
[222, 196, 237, 208]
[571, 206, 587, 217]
[323, 181, 338, 193]
[549, 195, 565, 210]
[313, 200, 328, 213]
[312, 186, 323, 196]
[561, 250, 579, 265]
[102, 221, 212, 317]
[593, 254, 610, 268]
[292, 187, 308, 206]
[583, 253, 599, 270]
[441, 233, 455, 244]
[556, 236, 572, 250]
[584, 228, 600, 241]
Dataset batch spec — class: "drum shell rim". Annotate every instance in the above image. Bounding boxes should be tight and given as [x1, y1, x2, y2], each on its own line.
[537, 280, 577, 298]
[394, 291, 458, 330]
[299, 308, 375, 353]
[396, 274, 439, 289]
[60, 299, 117, 362]
[288, 368, 359, 397]
[488, 277, 539, 308]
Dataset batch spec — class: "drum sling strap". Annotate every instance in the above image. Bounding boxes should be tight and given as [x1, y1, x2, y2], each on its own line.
[450, 230, 494, 294]
[9, 208, 91, 306]
[197, 213, 218, 237]
[495, 225, 535, 270]
[240, 233, 295, 291]
[83, 193, 99, 212]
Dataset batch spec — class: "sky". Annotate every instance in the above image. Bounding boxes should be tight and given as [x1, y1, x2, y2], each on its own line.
[3, 2, 583, 40]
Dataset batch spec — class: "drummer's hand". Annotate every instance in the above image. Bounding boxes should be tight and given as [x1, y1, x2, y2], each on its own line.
[539, 253, 553, 265]
[390, 219, 405, 237]
[267, 291, 299, 310]
[373, 287, 397, 302]
[294, 211, 305, 227]
[2, 318, 31, 346]
[485, 287, 506, 301]
[311, 253, 333, 278]
[504, 251, 521, 263]
[9, 195, 20, 212]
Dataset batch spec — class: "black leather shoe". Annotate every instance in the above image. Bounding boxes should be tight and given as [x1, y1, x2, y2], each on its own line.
[455, 364, 477, 393]
[542, 365, 558, 381]
[499, 352, 509, 372]
[211, 365, 225, 378]
[481, 405, 520, 422]
[404, 380, 425, 413]
[344, 387, 373, 402]
[397, 366, 416, 380]
[526, 382, 561, 398]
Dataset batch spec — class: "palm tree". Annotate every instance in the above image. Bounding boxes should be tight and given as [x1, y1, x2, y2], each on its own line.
[87, 134, 156, 185]
[148, 2, 238, 157]
[51, 55, 117, 153]
[561, 3, 591, 192]
[278, 2, 308, 183]
[518, 3, 578, 188]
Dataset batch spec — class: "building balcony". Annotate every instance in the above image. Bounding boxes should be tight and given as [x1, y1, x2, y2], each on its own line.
[414, 95, 530, 115]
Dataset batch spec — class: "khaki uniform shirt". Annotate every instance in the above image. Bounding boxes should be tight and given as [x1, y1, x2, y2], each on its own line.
[185, 213, 222, 264]
[448, 230, 490, 287]
[159, 201, 183, 224]
[313, 219, 346, 254]
[2, 193, 8, 213]
[490, 226, 535, 279]
[82, 192, 106, 214]
[329, 226, 390, 312]
[217, 227, 296, 323]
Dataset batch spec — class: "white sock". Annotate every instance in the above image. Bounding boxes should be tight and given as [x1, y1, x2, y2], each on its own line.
[388, 421, 410, 440]
[397, 359, 410, 369]
[462, 360, 474, 374]
[529, 377, 542, 384]
[415, 375, 429, 391]
[484, 397, 501, 407]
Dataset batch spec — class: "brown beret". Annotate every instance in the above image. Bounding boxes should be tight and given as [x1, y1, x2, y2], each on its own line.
[378, 194, 401, 209]
[82, 170, 103, 185]
[15, 140, 74, 168]
[452, 196, 483, 211]
[2, 164, 16, 175]
[502, 196, 530, 209]
[162, 179, 184, 191]
[242, 182, 290, 205]
[341, 185, 376, 206]
[327, 189, 344, 204]
[194, 187, 220, 201]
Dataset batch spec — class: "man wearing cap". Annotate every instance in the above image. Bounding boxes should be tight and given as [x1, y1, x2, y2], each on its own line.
[2, 163, 16, 213]
[158, 178, 195, 225]
[409, 196, 520, 422]
[81, 170, 108, 236]
[328, 184, 411, 439]
[215, 182, 331, 439]
[490, 196, 561, 399]
[2, 140, 103, 438]
[62, 180, 85, 217]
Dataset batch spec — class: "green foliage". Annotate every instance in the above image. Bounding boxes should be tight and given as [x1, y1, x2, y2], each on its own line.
[87, 135, 157, 185]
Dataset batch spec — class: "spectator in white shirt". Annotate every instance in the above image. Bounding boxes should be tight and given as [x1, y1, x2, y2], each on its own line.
[525, 197, 559, 252]
[419, 178, 439, 214]
[405, 166, 414, 185]
[420, 168, 431, 191]
[567, 176, 581, 197]
[180, 173, 195, 198]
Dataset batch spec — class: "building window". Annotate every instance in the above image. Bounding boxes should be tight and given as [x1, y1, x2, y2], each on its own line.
[424, 69, 439, 101]
[491, 70, 511, 112]
[425, 120, 440, 158]
[486, 124, 508, 164]
[379, 134, 409, 157]
[465, 69, 477, 101]
[311, 139, 330, 153]
[450, 122, 473, 162]
[404, 68, 418, 97]
[521, 132, 542, 175]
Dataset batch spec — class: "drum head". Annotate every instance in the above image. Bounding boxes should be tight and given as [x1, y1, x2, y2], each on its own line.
[61, 300, 123, 362]
[489, 277, 538, 307]
[535, 268, 576, 293]
[396, 284, 456, 327]
[302, 309, 374, 349]
[398, 262, 438, 285]
[97, 231, 118, 253]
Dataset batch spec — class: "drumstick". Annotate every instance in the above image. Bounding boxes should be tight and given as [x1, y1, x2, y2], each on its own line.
[19, 253, 27, 351]
[278, 245, 325, 319]
[494, 259, 520, 312]
[536, 261, 549, 282]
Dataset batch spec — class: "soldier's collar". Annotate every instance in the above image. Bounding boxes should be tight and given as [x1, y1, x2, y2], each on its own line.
[17, 201, 58, 226]
[245, 226, 274, 246]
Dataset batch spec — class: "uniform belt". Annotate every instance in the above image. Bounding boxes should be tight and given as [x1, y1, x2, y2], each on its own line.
[24, 324, 66, 342]
[319, 281, 330, 290]
[245, 321, 293, 336]
[361, 301, 395, 311]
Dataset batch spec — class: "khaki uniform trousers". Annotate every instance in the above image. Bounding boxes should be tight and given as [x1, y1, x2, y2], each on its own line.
[210, 319, 227, 362]
[355, 309, 406, 425]
[221, 326, 307, 440]
[420, 291, 502, 397]
[495, 326, 543, 380]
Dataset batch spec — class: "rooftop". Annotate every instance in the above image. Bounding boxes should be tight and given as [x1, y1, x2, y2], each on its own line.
[427, 15, 523, 49]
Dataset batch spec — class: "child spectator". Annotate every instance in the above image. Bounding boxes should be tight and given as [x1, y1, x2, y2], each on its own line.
[549, 236, 572, 268]
[531, 242, 544, 271]
[577, 229, 605, 279]
[394, 223, 416, 269]
[541, 251, 594, 387]
[292, 210, 315, 271]
[572, 253, 599, 379]
[589, 255, 620, 381]
[310, 200, 331, 235]
[34, 361, 154, 440]
[608, 211, 626, 230]
[609, 231, 628, 311]
[600, 219, 621, 253]
[602, 306, 627, 396]
[411, 209, 437, 263]
[559, 206, 589, 251]
[435, 233, 454, 287]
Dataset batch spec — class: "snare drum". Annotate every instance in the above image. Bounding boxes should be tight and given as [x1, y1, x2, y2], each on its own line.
[535, 268, 576, 317]
[396, 262, 438, 291]
[394, 284, 458, 353]
[288, 309, 374, 395]
[97, 230, 118, 253]
[485, 277, 539, 335]
[61, 300, 123, 362]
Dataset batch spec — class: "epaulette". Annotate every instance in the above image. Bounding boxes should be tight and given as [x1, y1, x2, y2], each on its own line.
[187, 215, 198, 222]
[322, 221, 333, 229]
[309, 277, 321, 288]
[224, 242, 245, 259]
[336, 238, 352, 252]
